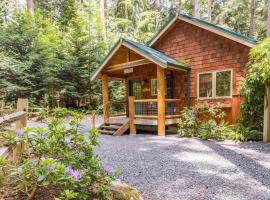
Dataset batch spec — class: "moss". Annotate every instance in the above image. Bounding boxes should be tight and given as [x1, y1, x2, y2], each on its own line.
[107, 181, 143, 200]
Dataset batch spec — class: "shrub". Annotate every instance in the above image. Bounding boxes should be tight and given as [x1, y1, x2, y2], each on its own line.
[7, 112, 116, 199]
[178, 103, 230, 140]
[229, 123, 261, 142]
[51, 107, 75, 118]
[178, 103, 261, 142]
[240, 38, 270, 131]
[0, 156, 6, 184]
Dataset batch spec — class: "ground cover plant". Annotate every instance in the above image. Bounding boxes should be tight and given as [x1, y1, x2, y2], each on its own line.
[0, 111, 118, 200]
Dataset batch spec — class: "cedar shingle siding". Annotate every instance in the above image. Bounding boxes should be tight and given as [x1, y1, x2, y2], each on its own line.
[153, 20, 251, 123]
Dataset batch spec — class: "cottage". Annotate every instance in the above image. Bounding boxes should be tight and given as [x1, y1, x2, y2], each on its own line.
[91, 13, 256, 136]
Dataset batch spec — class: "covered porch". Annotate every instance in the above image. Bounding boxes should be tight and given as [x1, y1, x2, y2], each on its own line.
[91, 39, 191, 136]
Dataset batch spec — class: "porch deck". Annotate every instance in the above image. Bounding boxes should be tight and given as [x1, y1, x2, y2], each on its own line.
[109, 115, 180, 126]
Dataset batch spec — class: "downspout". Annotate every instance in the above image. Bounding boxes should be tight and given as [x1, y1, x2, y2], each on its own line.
[187, 68, 191, 109]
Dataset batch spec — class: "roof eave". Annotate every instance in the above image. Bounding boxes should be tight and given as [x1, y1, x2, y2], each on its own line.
[177, 15, 256, 48]
[149, 14, 256, 48]
[167, 62, 191, 71]
[122, 41, 168, 69]
[90, 40, 122, 81]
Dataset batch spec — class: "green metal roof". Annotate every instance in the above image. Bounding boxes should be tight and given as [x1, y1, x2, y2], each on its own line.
[122, 39, 189, 70]
[148, 13, 257, 46]
[179, 14, 257, 44]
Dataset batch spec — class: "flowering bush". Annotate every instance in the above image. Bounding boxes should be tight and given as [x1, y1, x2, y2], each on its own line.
[7, 112, 116, 199]
[178, 103, 261, 141]
[178, 103, 231, 140]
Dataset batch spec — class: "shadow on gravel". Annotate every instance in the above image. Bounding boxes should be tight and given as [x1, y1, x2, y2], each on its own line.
[203, 140, 270, 188]
[96, 135, 270, 199]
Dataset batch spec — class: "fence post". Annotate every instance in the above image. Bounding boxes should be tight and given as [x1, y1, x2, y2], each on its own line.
[264, 85, 270, 142]
[0, 101, 4, 110]
[92, 111, 96, 129]
[128, 96, 136, 135]
[13, 98, 28, 161]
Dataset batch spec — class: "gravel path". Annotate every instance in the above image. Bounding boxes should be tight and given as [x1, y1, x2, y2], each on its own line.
[95, 135, 270, 200]
[26, 119, 270, 200]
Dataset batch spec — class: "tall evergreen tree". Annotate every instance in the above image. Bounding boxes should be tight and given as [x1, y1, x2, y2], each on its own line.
[249, 0, 256, 37]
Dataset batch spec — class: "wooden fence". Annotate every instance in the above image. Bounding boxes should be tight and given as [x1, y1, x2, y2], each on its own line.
[0, 99, 28, 161]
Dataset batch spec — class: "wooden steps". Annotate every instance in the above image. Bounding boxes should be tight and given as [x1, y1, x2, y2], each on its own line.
[98, 117, 130, 136]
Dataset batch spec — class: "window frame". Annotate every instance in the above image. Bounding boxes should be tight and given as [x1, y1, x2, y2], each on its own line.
[197, 69, 233, 99]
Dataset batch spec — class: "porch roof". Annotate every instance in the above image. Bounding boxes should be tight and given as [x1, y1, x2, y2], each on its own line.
[91, 38, 190, 81]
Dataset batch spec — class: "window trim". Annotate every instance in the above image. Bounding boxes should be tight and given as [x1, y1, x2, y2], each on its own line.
[197, 69, 233, 99]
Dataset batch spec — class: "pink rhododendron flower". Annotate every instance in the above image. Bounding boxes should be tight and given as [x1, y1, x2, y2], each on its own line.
[16, 129, 24, 137]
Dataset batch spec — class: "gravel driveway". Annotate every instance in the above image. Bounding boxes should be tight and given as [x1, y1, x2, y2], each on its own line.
[95, 134, 270, 200]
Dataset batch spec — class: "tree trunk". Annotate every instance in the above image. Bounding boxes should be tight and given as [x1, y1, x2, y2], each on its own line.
[192, 0, 200, 18]
[125, 0, 128, 33]
[267, 0, 270, 37]
[26, 0, 34, 15]
[155, 0, 161, 10]
[249, 0, 256, 38]
[207, 0, 212, 22]
[100, 0, 107, 40]
[172, 0, 181, 13]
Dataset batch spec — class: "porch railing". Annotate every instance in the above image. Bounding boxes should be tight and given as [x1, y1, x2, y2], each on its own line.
[109, 100, 127, 117]
[132, 98, 182, 119]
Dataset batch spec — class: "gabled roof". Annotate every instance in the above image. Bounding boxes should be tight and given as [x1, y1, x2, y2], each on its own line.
[148, 13, 257, 47]
[91, 38, 189, 81]
[124, 39, 188, 69]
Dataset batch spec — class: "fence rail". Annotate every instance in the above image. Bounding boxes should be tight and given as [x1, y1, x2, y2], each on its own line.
[0, 99, 28, 161]
[0, 111, 26, 128]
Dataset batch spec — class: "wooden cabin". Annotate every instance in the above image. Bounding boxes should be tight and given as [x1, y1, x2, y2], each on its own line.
[91, 14, 257, 136]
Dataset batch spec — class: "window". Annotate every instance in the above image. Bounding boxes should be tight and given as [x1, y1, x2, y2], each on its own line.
[129, 80, 142, 99]
[151, 79, 157, 96]
[198, 70, 232, 98]
[199, 73, 213, 98]
[151, 77, 171, 96]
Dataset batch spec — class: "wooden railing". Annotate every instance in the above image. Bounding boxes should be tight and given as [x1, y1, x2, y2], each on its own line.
[131, 98, 182, 119]
[0, 99, 28, 161]
[165, 99, 182, 118]
[109, 100, 127, 117]
[128, 97, 182, 134]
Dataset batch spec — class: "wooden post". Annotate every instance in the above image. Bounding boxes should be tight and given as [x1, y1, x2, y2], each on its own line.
[0, 101, 4, 110]
[102, 74, 109, 121]
[125, 79, 129, 117]
[157, 66, 166, 136]
[16, 98, 28, 129]
[263, 85, 270, 142]
[92, 111, 96, 129]
[128, 96, 136, 135]
[13, 98, 28, 161]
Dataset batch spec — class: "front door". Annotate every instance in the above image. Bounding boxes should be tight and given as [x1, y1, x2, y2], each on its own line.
[129, 80, 143, 114]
